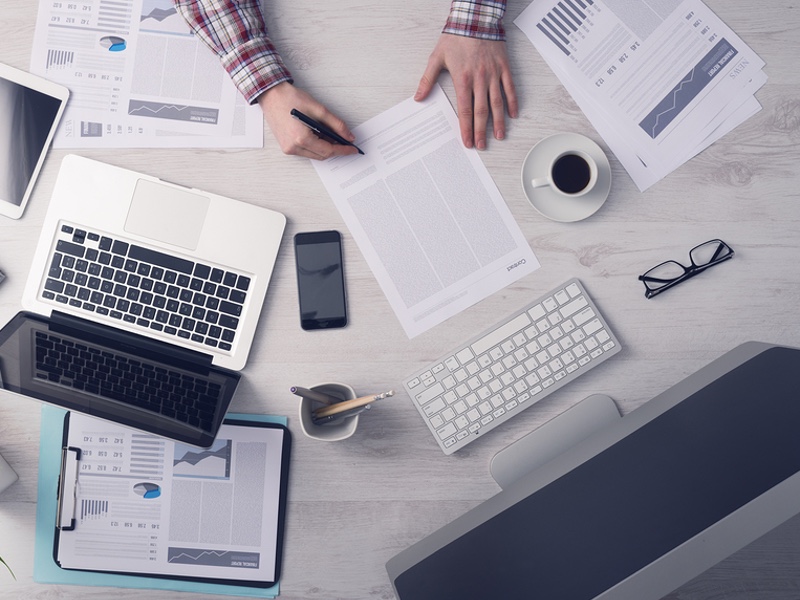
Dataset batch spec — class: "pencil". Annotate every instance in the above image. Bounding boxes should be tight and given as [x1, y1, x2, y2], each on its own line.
[290, 386, 338, 405]
[312, 404, 371, 425]
[313, 390, 394, 419]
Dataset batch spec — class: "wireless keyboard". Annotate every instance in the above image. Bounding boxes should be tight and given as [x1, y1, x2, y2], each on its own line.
[404, 279, 621, 454]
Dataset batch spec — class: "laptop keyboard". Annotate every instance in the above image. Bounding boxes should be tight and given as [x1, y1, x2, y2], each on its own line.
[34, 330, 222, 432]
[404, 279, 621, 454]
[40, 223, 251, 354]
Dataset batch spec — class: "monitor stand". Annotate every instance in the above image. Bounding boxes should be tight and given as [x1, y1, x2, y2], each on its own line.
[490, 393, 621, 490]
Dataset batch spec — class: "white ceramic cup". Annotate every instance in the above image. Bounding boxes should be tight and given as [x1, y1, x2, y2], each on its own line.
[298, 382, 359, 442]
[530, 150, 598, 198]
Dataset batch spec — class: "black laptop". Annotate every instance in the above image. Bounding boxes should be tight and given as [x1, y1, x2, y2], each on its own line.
[0, 311, 238, 447]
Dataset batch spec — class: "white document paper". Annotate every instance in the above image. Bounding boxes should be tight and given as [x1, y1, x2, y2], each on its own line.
[312, 85, 540, 338]
[57, 413, 286, 583]
[30, 0, 263, 149]
[516, 0, 766, 190]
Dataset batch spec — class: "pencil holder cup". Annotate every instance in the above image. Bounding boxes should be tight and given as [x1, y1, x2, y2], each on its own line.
[298, 382, 359, 441]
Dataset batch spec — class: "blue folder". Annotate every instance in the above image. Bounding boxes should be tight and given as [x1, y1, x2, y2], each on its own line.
[34, 405, 285, 597]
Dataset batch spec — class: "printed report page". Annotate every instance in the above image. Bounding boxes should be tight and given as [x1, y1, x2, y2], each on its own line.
[29, 0, 263, 148]
[56, 412, 285, 583]
[516, 0, 766, 190]
[313, 84, 540, 338]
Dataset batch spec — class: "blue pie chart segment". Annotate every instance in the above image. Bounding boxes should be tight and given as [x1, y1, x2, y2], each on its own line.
[100, 36, 127, 52]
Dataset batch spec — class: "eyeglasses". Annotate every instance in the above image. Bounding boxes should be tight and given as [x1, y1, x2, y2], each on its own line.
[638, 239, 734, 299]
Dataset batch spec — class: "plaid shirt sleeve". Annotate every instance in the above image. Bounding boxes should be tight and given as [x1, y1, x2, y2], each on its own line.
[443, 0, 507, 41]
[174, 0, 292, 104]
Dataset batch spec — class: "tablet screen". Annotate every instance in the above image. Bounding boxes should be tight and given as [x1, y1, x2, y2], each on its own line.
[0, 70, 66, 214]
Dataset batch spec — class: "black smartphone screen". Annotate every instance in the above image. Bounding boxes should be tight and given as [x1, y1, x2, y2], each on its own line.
[294, 230, 348, 330]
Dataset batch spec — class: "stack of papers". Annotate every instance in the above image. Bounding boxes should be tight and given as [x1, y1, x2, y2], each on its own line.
[29, 0, 263, 149]
[515, 0, 766, 191]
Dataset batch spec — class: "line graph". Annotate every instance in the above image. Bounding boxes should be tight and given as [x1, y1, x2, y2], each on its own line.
[167, 547, 260, 568]
[173, 439, 232, 479]
[127, 100, 219, 124]
[639, 38, 738, 139]
[645, 69, 697, 138]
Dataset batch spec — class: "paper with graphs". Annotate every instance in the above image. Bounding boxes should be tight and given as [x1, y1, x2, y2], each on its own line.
[30, 0, 262, 148]
[516, 0, 766, 190]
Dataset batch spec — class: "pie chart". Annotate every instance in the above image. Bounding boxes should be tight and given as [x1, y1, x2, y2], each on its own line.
[133, 482, 161, 499]
[100, 35, 127, 52]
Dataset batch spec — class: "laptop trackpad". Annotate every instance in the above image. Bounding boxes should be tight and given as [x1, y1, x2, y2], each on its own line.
[125, 179, 209, 250]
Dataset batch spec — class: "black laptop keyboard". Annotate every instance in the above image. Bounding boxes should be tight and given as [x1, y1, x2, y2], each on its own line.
[41, 224, 251, 354]
[35, 330, 222, 432]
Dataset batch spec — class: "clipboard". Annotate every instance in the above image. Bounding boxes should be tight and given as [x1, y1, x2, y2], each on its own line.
[36, 405, 289, 597]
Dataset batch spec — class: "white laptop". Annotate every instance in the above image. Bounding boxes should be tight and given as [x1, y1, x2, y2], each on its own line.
[0, 155, 285, 446]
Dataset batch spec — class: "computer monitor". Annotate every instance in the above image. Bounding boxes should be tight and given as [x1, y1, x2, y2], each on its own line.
[386, 342, 800, 600]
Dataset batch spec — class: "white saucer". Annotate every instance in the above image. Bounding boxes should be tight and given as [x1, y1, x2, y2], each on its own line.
[521, 133, 612, 223]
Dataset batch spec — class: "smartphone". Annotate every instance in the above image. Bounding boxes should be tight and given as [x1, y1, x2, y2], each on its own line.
[294, 230, 348, 330]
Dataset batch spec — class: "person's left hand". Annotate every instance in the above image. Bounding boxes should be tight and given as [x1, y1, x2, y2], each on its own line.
[415, 33, 519, 150]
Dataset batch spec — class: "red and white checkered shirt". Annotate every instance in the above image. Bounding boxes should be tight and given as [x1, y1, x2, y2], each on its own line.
[443, 0, 506, 41]
[174, 0, 507, 105]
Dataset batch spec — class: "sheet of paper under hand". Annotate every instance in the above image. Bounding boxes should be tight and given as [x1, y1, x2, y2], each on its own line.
[312, 84, 540, 338]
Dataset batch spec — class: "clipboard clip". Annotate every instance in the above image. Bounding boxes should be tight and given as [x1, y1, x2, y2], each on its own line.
[57, 446, 81, 531]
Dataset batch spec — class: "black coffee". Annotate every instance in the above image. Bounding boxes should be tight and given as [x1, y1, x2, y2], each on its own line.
[551, 153, 592, 194]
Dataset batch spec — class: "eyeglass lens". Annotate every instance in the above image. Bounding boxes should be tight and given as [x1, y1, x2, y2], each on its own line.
[643, 261, 686, 288]
[689, 240, 732, 267]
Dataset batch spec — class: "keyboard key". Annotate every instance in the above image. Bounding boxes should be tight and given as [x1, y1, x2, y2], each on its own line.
[217, 303, 241, 319]
[56, 240, 85, 257]
[437, 423, 457, 439]
[560, 296, 588, 319]
[573, 307, 596, 326]
[194, 263, 211, 279]
[45, 278, 65, 293]
[129, 245, 193, 275]
[424, 398, 446, 416]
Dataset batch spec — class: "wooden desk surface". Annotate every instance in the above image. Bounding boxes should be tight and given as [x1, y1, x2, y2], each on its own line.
[1, 1, 799, 598]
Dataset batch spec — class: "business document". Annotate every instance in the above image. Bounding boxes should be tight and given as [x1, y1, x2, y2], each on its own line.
[30, 0, 263, 148]
[313, 84, 540, 338]
[56, 412, 287, 585]
[516, 0, 766, 190]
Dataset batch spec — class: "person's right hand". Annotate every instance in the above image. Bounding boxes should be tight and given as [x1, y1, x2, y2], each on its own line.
[257, 81, 359, 160]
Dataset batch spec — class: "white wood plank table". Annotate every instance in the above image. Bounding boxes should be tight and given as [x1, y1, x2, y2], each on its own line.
[1, 1, 799, 598]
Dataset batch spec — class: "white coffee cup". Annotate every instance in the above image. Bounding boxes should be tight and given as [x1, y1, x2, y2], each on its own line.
[530, 150, 598, 198]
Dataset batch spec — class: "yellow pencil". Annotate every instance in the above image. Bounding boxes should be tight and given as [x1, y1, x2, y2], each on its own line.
[313, 390, 394, 419]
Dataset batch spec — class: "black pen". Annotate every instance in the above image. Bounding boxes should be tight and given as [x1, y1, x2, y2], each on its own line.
[290, 108, 364, 155]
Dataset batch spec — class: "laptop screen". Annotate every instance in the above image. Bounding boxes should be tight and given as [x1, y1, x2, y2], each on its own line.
[0, 311, 239, 447]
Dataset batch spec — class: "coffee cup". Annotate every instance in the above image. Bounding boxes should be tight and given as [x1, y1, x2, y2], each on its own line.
[530, 150, 598, 197]
[298, 382, 360, 441]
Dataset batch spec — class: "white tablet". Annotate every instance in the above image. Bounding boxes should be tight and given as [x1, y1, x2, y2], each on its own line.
[0, 62, 68, 219]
